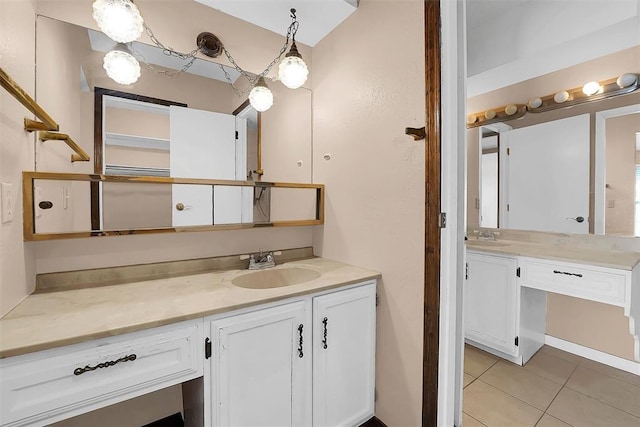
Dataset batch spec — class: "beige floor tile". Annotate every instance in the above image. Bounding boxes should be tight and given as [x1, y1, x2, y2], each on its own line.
[538, 346, 582, 365]
[464, 345, 499, 377]
[565, 365, 640, 417]
[463, 412, 487, 427]
[464, 373, 476, 388]
[463, 380, 543, 427]
[479, 361, 562, 410]
[547, 388, 640, 427]
[535, 414, 572, 427]
[524, 351, 578, 384]
[579, 358, 640, 387]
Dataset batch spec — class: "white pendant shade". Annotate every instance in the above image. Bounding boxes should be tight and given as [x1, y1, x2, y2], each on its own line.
[103, 50, 141, 85]
[93, 0, 144, 43]
[278, 55, 309, 89]
[249, 80, 274, 112]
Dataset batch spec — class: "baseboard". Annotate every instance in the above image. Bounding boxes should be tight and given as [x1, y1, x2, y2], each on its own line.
[359, 416, 388, 427]
[545, 335, 640, 375]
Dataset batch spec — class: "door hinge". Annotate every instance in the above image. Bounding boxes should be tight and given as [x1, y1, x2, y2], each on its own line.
[507, 204, 510, 212]
[205, 337, 212, 359]
[235, 130, 239, 139]
[376, 294, 379, 307]
[465, 262, 469, 280]
[516, 267, 521, 277]
[515, 336, 519, 346]
[507, 147, 510, 155]
[439, 212, 447, 228]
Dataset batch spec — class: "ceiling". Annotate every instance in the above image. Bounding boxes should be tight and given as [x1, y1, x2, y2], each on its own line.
[194, 0, 359, 47]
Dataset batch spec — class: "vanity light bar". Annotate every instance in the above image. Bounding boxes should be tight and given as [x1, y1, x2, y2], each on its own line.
[466, 73, 640, 129]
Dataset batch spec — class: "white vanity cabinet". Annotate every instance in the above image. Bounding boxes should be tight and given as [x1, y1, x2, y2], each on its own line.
[0, 319, 203, 427]
[465, 251, 547, 365]
[312, 283, 377, 427]
[204, 280, 377, 427]
[206, 300, 311, 427]
[465, 251, 519, 356]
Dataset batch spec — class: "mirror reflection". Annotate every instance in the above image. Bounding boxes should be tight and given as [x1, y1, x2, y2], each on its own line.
[467, 46, 640, 236]
[35, 15, 312, 184]
[29, 174, 323, 238]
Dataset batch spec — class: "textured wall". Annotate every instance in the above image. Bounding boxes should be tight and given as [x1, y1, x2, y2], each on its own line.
[311, 1, 426, 425]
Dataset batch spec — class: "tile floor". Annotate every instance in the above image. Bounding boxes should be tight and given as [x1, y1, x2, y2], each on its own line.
[463, 344, 640, 426]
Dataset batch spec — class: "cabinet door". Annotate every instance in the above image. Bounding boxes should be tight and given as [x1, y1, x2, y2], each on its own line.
[465, 252, 518, 355]
[313, 282, 376, 427]
[208, 301, 311, 427]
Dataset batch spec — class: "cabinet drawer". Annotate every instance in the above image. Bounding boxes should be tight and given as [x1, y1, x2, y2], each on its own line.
[0, 320, 203, 427]
[519, 258, 628, 306]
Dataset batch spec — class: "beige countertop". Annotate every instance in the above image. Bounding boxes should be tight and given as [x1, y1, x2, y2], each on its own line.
[0, 258, 381, 359]
[466, 239, 640, 270]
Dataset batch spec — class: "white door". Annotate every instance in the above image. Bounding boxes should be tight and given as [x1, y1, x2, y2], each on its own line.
[502, 114, 590, 233]
[464, 252, 518, 356]
[312, 283, 376, 427]
[208, 301, 311, 427]
[169, 106, 238, 226]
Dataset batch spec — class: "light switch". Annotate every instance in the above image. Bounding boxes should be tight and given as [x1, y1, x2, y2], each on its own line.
[1, 183, 15, 223]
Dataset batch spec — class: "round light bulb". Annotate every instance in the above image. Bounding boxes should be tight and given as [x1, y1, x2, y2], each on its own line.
[467, 114, 477, 124]
[484, 110, 496, 120]
[249, 79, 274, 112]
[527, 97, 542, 109]
[582, 81, 601, 96]
[278, 55, 309, 89]
[93, 0, 144, 43]
[504, 104, 518, 115]
[103, 50, 141, 85]
[554, 91, 570, 104]
[617, 73, 638, 88]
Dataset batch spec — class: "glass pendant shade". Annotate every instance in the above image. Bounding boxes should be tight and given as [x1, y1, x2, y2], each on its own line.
[93, 0, 144, 43]
[278, 42, 308, 89]
[249, 77, 274, 112]
[103, 49, 141, 85]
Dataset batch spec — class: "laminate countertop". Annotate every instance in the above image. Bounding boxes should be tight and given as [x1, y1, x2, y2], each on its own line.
[0, 258, 381, 359]
[466, 239, 640, 270]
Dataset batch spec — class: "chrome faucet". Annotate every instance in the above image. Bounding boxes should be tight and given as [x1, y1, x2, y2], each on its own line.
[246, 249, 278, 270]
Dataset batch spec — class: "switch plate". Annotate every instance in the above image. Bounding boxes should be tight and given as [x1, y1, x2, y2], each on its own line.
[1, 183, 15, 223]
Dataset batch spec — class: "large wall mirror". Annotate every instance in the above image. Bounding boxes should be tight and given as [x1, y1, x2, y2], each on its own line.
[32, 14, 314, 238]
[467, 45, 640, 237]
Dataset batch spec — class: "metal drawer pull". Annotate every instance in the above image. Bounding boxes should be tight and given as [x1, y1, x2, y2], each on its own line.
[73, 354, 137, 376]
[322, 317, 328, 349]
[553, 270, 583, 278]
[297, 324, 304, 358]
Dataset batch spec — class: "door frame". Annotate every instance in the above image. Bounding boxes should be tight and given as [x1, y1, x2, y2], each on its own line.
[423, 0, 466, 425]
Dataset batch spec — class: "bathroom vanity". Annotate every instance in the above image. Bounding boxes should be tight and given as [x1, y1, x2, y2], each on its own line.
[465, 238, 640, 367]
[0, 256, 380, 427]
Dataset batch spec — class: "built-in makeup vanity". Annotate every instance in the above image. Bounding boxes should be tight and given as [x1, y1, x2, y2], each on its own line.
[0, 250, 380, 427]
[464, 234, 640, 370]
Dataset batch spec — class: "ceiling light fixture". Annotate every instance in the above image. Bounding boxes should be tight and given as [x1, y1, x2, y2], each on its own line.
[277, 10, 309, 89]
[103, 46, 141, 85]
[92, 0, 143, 43]
[582, 81, 601, 96]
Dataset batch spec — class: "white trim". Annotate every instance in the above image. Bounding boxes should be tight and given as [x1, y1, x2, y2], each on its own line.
[439, 0, 466, 425]
[104, 132, 170, 151]
[103, 95, 171, 115]
[545, 335, 640, 375]
[594, 103, 640, 235]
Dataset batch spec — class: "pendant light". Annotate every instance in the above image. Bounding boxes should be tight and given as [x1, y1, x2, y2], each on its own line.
[103, 46, 141, 85]
[92, 0, 144, 43]
[249, 77, 274, 112]
[277, 10, 308, 89]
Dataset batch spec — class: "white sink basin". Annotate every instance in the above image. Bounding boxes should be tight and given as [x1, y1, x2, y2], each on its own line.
[231, 267, 321, 289]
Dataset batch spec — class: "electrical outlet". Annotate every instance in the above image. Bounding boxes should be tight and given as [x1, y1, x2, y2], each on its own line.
[1, 183, 15, 223]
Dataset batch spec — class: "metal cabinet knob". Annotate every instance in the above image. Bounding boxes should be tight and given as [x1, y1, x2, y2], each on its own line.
[176, 203, 185, 211]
